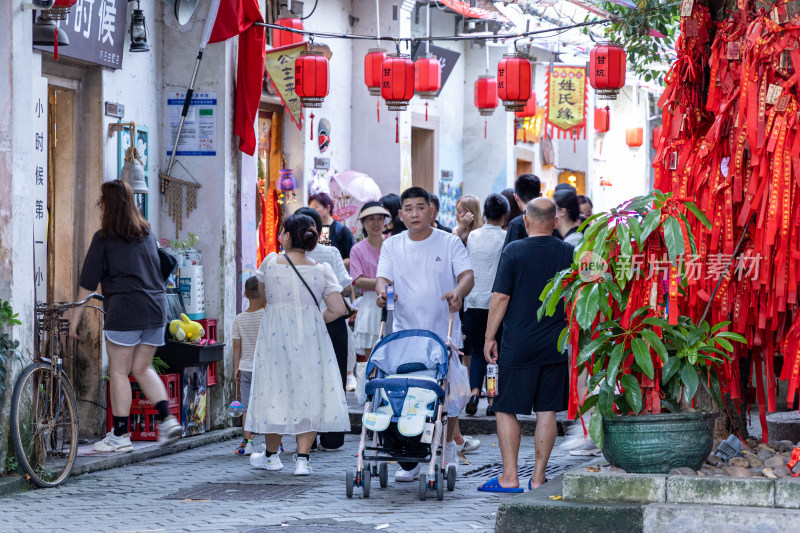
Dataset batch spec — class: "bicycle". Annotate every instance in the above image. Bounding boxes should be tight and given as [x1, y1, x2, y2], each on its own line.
[10, 293, 104, 488]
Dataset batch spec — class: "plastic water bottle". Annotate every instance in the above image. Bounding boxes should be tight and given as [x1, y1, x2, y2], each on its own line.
[385, 283, 395, 311]
[486, 364, 498, 397]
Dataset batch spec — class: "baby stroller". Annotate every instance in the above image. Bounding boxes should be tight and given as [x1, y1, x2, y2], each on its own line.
[347, 309, 456, 501]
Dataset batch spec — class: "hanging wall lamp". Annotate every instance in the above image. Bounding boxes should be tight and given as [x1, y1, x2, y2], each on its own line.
[129, 1, 149, 53]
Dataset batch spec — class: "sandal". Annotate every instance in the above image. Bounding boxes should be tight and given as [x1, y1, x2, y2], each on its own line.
[477, 476, 523, 493]
[528, 476, 549, 490]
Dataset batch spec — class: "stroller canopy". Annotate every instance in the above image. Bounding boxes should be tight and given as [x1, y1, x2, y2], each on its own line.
[365, 329, 449, 380]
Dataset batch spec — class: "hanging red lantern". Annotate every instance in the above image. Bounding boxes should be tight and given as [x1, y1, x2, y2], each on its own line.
[365, 48, 388, 97]
[626, 127, 643, 147]
[295, 50, 329, 108]
[415, 54, 441, 99]
[381, 53, 415, 112]
[474, 75, 499, 116]
[514, 91, 538, 118]
[594, 106, 610, 133]
[497, 53, 532, 112]
[589, 43, 626, 100]
[652, 125, 663, 149]
[272, 18, 304, 49]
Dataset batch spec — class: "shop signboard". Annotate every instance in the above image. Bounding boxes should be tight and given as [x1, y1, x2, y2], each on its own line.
[34, 0, 128, 70]
[32, 77, 48, 306]
[167, 92, 217, 156]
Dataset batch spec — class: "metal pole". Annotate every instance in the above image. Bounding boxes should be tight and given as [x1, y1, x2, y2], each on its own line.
[165, 49, 205, 177]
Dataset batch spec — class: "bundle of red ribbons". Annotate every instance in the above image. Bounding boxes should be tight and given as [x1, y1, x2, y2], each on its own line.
[653, 0, 800, 440]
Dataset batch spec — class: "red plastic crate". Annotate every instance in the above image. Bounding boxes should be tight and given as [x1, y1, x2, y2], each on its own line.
[207, 362, 217, 386]
[196, 318, 217, 343]
[107, 373, 181, 441]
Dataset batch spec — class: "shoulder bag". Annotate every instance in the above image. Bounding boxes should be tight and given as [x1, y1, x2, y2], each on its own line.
[284, 254, 355, 318]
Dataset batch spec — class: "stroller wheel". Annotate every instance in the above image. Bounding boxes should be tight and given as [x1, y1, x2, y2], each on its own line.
[379, 462, 388, 488]
[419, 473, 428, 501]
[447, 464, 457, 491]
[437, 471, 444, 501]
[346, 470, 354, 498]
[363, 468, 371, 498]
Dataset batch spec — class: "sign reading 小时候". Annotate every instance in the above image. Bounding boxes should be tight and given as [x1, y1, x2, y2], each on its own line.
[264, 42, 307, 131]
[545, 66, 587, 139]
[33, 77, 48, 306]
[34, 0, 128, 69]
[167, 92, 217, 156]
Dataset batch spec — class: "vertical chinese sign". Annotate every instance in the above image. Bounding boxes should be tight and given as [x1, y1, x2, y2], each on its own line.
[545, 66, 587, 140]
[33, 77, 48, 306]
[264, 42, 307, 131]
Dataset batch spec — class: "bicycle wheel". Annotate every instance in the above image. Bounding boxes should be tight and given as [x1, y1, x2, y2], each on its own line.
[11, 362, 79, 488]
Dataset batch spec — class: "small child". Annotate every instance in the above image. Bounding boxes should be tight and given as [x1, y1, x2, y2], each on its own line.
[232, 276, 265, 455]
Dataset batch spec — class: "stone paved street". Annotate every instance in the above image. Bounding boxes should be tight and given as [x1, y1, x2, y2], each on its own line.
[0, 432, 592, 533]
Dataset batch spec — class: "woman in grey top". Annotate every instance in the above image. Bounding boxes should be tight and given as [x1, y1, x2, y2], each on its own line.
[70, 181, 181, 453]
[553, 189, 583, 246]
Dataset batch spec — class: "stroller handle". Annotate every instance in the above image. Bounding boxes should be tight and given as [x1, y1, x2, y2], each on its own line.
[447, 312, 453, 341]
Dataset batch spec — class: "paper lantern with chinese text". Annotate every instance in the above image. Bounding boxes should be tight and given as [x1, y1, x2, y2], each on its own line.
[272, 18, 304, 49]
[497, 53, 532, 112]
[626, 127, 643, 147]
[652, 125, 663, 149]
[381, 53, 415, 112]
[589, 43, 626, 100]
[295, 50, 329, 108]
[365, 48, 388, 97]
[594, 106, 610, 133]
[50, 0, 78, 19]
[474, 75, 499, 116]
[515, 91, 538, 118]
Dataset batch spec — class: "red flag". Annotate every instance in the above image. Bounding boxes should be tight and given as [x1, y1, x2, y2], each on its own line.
[208, 0, 265, 156]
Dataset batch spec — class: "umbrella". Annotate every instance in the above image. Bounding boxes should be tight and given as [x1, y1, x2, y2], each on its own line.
[329, 171, 382, 234]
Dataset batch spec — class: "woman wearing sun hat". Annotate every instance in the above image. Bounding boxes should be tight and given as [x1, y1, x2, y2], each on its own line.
[350, 202, 392, 358]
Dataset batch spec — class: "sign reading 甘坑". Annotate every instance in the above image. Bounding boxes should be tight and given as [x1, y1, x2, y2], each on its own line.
[545, 66, 587, 139]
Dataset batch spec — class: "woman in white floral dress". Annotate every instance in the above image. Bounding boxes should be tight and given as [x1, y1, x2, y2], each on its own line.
[246, 214, 350, 476]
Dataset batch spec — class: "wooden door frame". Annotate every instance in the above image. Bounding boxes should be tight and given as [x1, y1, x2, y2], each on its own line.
[410, 112, 440, 194]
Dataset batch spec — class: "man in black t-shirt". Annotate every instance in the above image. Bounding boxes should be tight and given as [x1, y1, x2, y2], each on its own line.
[479, 197, 574, 493]
[502, 174, 541, 249]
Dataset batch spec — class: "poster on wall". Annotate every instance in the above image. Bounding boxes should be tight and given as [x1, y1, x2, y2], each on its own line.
[34, 0, 128, 69]
[32, 77, 48, 306]
[438, 173, 461, 229]
[167, 92, 217, 156]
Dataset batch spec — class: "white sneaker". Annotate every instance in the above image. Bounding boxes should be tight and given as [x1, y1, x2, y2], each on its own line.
[157, 416, 182, 447]
[93, 432, 134, 453]
[445, 441, 459, 472]
[346, 374, 357, 392]
[394, 464, 421, 482]
[458, 435, 481, 454]
[293, 455, 312, 476]
[250, 451, 283, 470]
[235, 439, 254, 456]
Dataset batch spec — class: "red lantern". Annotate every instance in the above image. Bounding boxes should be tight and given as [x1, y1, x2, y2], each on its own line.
[381, 53, 415, 112]
[365, 48, 388, 97]
[474, 75, 499, 116]
[589, 43, 626, 100]
[272, 18, 304, 49]
[497, 53, 532, 112]
[295, 50, 329, 108]
[514, 91, 538, 118]
[415, 54, 441, 99]
[594, 106, 610, 133]
[652, 125, 663, 149]
[626, 127, 643, 147]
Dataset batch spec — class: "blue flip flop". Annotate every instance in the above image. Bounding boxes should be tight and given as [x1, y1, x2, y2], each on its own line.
[478, 476, 524, 493]
[528, 477, 549, 490]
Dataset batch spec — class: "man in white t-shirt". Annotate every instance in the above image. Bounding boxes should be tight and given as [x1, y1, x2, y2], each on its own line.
[376, 187, 475, 482]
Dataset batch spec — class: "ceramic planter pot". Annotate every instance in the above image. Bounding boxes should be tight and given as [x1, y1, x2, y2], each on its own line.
[602, 412, 718, 473]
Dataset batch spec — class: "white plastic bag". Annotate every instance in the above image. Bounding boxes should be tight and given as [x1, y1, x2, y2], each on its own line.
[446, 348, 471, 415]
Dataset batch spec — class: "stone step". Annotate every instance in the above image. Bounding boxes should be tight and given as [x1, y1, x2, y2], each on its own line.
[643, 503, 800, 533]
[495, 475, 644, 533]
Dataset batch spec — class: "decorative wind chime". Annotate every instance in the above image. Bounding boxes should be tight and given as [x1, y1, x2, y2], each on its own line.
[277, 168, 297, 205]
[160, 170, 201, 239]
[651, 0, 800, 437]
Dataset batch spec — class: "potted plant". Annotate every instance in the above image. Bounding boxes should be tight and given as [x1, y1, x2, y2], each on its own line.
[539, 191, 746, 473]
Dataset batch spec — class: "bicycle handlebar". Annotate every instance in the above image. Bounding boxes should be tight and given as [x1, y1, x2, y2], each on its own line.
[37, 293, 104, 312]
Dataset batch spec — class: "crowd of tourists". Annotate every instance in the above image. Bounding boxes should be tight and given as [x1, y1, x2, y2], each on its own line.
[73, 175, 595, 491]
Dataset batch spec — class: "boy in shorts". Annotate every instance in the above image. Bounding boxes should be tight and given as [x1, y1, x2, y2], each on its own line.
[233, 276, 266, 455]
